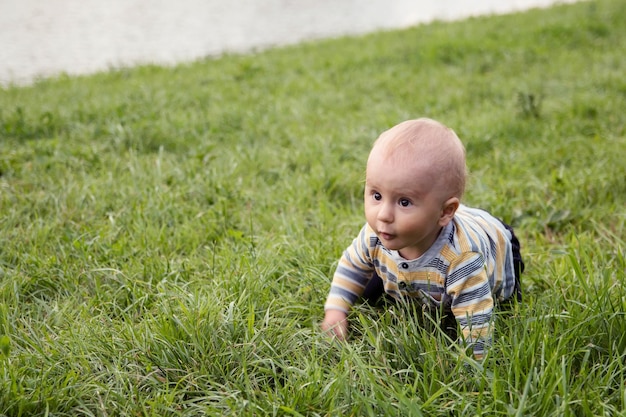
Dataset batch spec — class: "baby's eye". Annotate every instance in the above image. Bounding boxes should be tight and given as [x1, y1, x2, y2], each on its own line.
[373, 192, 382, 201]
[399, 198, 411, 207]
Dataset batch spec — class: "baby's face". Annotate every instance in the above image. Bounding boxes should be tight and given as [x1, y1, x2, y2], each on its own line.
[364, 150, 448, 260]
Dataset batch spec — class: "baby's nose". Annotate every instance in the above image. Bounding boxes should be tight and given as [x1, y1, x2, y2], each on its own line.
[377, 203, 394, 222]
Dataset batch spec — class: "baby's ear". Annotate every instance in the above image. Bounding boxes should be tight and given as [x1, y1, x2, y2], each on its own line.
[439, 197, 460, 226]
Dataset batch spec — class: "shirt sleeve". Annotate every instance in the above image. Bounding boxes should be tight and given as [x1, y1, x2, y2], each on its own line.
[324, 224, 376, 313]
[447, 251, 495, 360]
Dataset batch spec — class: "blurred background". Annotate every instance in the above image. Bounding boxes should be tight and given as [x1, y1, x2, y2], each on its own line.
[1, 0, 577, 86]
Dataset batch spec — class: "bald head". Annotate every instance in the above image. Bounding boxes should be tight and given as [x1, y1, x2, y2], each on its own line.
[368, 118, 467, 199]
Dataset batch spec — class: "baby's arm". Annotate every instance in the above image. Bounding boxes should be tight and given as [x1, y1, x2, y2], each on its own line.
[448, 252, 494, 360]
[322, 225, 376, 340]
[321, 309, 348, 340]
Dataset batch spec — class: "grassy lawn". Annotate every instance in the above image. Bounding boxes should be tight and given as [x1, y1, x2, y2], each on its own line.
[1, 0, 625, 415]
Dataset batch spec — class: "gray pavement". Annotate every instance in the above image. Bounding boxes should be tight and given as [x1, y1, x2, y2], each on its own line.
[0, 0, 578, 86]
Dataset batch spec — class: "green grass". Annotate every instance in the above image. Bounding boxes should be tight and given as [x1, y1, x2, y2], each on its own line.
[1, 0, 625, 415]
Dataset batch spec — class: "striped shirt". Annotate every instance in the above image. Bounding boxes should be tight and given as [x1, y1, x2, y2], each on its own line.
[324, 205, 517, 359]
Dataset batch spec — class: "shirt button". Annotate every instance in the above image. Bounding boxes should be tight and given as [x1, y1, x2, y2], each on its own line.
[401, 262, 409, 269]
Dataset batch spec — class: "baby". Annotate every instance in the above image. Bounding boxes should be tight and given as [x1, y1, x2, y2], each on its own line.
[321, 118, 523, 360]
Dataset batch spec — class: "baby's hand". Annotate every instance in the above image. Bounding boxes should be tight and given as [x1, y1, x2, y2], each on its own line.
[321, 310, 348, 340]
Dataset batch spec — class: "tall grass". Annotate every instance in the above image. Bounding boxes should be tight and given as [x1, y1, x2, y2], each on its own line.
[1, 0, 625, 415]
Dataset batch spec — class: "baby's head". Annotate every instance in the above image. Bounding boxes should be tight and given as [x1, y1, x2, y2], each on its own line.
[368, 118, 467, 201]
